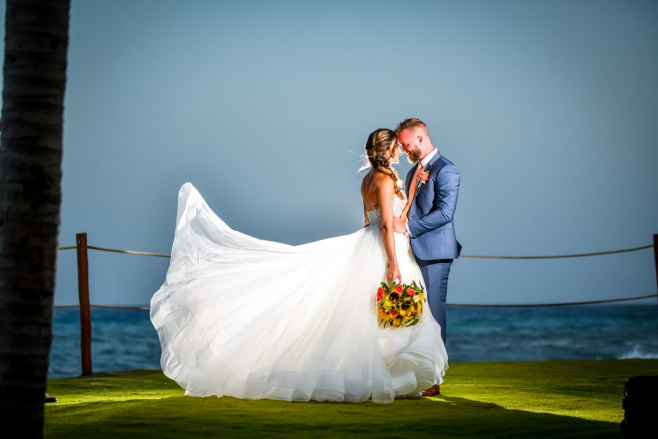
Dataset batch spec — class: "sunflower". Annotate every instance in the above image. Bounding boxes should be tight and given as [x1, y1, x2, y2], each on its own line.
[376, 278, 426, 329]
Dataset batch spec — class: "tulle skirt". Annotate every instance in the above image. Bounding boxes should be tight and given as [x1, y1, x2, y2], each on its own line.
[150, 183, 448, 404]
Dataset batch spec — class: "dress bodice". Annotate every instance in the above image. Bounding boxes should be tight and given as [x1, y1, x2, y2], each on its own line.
[366, 195, 406, 227]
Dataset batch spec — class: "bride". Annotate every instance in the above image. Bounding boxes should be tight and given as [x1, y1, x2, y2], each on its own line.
[150, 128, 448, 404]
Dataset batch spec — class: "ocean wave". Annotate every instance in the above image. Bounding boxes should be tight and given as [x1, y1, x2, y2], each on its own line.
[618, 345, 658, 359]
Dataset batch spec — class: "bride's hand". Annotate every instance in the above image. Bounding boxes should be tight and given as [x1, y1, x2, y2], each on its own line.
[393, 216, 407, 234]
[386, 261, 401, 284]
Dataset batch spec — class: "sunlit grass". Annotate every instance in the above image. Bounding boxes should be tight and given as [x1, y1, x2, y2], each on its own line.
[45, 359, 656, 438]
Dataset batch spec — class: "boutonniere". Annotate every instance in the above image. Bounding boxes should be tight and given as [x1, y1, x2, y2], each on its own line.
[416, 166, 431, 191]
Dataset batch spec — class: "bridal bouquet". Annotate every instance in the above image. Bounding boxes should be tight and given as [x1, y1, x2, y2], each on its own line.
[376, 278, 426, 328]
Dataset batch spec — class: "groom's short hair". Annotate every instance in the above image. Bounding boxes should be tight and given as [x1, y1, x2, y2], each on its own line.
[395, 118, 428, 136]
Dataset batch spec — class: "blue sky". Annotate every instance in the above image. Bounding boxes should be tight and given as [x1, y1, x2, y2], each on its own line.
[3, 0, 657, 306]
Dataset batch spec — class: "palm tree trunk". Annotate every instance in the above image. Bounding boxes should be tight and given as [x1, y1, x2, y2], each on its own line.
[0, 1, 70, 437]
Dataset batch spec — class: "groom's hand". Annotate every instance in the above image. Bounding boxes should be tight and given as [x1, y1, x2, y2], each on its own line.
[393, 217, 407, 234]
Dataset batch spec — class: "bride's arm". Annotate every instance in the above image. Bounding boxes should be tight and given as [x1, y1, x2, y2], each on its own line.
[376, 175, 401, 282]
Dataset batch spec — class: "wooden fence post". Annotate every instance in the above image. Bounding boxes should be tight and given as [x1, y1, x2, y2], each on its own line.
[654, 234, 658, 307]
[76, 232, 92, 375]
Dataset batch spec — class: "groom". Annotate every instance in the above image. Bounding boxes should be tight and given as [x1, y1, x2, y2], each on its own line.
[393, 118, 461, 395]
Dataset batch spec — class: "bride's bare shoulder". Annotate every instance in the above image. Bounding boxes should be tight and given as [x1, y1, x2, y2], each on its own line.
[362, 170, 391, 188]
[372, 169, 395, 187]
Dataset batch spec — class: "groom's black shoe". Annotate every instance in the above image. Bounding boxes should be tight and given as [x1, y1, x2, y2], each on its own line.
[421, 385, 440, 397]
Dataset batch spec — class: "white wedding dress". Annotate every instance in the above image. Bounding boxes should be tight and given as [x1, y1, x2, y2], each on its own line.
[150, 182, 448, 404]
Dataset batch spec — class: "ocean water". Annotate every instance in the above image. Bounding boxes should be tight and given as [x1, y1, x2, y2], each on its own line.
[49, 305, 658, 378]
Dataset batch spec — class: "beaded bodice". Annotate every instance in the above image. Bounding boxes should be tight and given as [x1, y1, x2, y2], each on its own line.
[366, 195, 406, 227]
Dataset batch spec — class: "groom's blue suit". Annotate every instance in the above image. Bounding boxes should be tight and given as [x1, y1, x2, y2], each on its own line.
[405, 151, 461, 343]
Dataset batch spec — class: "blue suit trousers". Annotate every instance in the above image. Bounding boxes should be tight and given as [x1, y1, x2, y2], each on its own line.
[417, 258, 453, 343]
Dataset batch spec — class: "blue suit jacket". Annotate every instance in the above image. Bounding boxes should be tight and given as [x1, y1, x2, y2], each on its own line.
[404, 152, 462, 261]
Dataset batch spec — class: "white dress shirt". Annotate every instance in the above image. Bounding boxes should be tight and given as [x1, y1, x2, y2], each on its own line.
[420, 148, 438, 168]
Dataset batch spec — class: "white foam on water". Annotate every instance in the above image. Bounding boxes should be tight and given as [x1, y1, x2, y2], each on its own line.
[618, 345, 658, 359]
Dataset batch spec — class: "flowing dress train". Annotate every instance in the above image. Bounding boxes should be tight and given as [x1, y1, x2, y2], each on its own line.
[150, 183, 448, 404]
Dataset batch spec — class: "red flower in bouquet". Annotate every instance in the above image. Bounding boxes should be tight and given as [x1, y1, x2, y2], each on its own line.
[376, 278, 426, 328]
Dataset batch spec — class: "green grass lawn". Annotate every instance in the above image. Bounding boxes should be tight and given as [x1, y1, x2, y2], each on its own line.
[45, 359, 657, 438]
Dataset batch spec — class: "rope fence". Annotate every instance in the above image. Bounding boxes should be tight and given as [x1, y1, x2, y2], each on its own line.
[58, 244, 170, 257]
[58, 232, 658, 375]
[54, 293, 658, 311]
[55, 304, 150, 311]
[58, 243, 654, 260]
[460, 244, 654, 259]
[447, 294, 658, 308]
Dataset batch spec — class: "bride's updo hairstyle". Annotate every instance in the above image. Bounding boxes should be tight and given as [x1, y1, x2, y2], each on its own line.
[359, 128, 406, 199]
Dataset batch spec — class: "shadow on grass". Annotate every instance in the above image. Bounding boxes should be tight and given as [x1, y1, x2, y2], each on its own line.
[46, 392, 620, 438]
